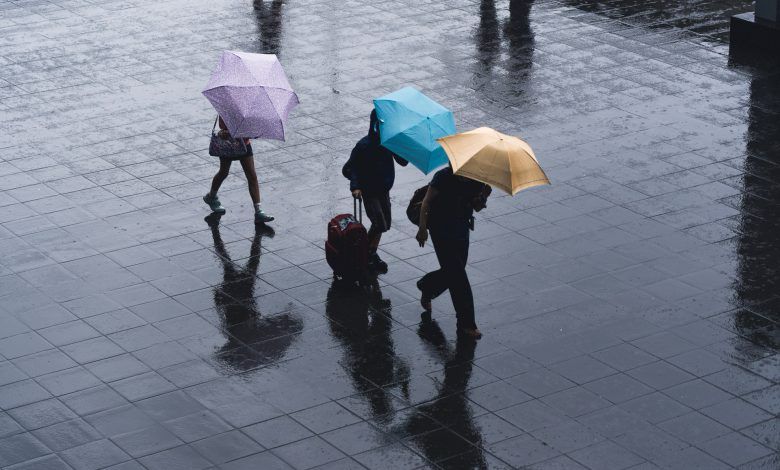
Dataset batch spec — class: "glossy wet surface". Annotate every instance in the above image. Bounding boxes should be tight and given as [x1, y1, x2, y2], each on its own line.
[1, 0, 779, 469]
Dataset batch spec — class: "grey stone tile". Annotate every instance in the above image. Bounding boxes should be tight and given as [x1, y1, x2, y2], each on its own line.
[219, 451, 294, 470]
[112, 425, 183, 458]
[0, 379, 53, 410]
[190, 430, 263, 464]
[740, 418, 780, 451]
[584, 373, 654, 404]
[60, 385, 128, 416]
[531, 419, 605, 453]
[703, 365, 774, 396]
[468, 380, 532, 411]
[8, 399, 76, 431]
[0, 433, 50, 467]
[700, 398, 774, 430]
[698, 432, 774, 467]
[548, 356, 617, 385]
[619, 392, 691, 424]
[137, 445, 212, 470]
[60, 439, 130, 470]
[242, 415, 314, 449]
[32, 418, 102, 452]
[590, 343, 657, 371]
[628, 360, 697, 390]
[291, 402, 361, 434]
[273, 436, 347, 469]
[662, 379, 733, 410]
[488, 434, 561, 468]
[506, 368, 575, 398]
[4, 454, 73, 470]
[541, 386, 611, 417]
[496, 399, 568, 432]
[569, 440, 645, 470]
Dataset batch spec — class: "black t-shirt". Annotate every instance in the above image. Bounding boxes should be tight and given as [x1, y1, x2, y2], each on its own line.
[428, 167, 486, 240]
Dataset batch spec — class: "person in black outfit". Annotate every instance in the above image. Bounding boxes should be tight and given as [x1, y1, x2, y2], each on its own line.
[415, 167, 491, 339]
[343, 109, 408, 273]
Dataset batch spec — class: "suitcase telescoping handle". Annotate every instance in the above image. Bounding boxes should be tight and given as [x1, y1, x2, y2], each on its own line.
[353, 196, 362, 224]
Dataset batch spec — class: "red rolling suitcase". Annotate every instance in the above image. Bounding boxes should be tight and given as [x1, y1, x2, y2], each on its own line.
[326, 198, 369, 283]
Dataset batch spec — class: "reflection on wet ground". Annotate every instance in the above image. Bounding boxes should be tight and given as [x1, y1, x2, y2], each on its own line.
[0, 0, 779, 468]
[564, 0, 753, 41]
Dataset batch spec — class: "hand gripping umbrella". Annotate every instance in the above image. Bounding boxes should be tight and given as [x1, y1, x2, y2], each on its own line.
[203, 51, 299, 140]
[373, 87, 456, 174]
[437, 127, 550, 195]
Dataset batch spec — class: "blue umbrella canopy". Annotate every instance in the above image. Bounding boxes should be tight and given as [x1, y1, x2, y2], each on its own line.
[373, 87, 456, 174]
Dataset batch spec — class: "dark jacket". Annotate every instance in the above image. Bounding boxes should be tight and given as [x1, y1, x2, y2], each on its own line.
[342, 110, 408, 195]
[428, 167, 489, 240]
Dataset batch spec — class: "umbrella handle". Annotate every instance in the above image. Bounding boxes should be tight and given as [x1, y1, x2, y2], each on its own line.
[212, 116, 248, 153]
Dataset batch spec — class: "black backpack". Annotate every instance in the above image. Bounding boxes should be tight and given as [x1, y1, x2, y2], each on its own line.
[406, 185, 429, 226]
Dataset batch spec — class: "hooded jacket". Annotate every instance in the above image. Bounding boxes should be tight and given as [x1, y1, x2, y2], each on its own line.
[342, 110, 408, 195]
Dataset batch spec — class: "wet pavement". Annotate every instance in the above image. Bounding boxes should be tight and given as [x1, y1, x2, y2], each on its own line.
[1, 0, 779, 469]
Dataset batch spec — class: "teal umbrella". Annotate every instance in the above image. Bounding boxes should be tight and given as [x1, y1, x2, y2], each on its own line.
[373, 87, 456, 174]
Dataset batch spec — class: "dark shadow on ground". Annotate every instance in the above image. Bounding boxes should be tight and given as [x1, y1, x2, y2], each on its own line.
[207, 215, 303, 371]
[325, 277, 411, 419]
[401, 320, 486, 468]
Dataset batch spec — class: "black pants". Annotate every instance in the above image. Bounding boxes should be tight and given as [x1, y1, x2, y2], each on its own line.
[418, 233, 476, 330]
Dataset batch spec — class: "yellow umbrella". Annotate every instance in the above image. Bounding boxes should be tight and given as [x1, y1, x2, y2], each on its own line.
[437, 127, 550, 195]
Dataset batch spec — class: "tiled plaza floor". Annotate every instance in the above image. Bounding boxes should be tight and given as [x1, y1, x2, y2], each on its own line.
[1, 0, 779, 469]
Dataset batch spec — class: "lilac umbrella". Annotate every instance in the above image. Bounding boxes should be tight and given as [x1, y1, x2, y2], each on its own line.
[202, 51, 299, 140]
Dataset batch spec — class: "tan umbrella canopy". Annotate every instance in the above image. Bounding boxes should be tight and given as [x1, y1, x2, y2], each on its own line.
[437, 127, 550, 195]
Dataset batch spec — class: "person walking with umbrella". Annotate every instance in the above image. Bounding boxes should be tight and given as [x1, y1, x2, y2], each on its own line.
[416, 127, 550, 339]
[203, 117, 275, 223]
[202, 51, 299, 224]
[342, 110, 408, 273]
[415, 168, 492, 339]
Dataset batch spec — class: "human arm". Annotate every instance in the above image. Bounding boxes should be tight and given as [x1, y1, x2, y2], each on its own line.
[416, 186, 438, 247]
[342, 145, 362, 195]
[393, 154, 409, 167]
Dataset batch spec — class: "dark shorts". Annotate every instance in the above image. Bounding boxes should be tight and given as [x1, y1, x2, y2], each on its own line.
[363, 192, 391, 232]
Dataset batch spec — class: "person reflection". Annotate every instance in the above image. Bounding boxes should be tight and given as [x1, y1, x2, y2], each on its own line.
[505, 0, 535, 81]
[473, 0, 535, 103]
[325, 278, 410, 419]
[252, 0, 285, 56]
[206, 214, 302, 371]
[402, 319, 486, 468]
[476, 0, 501, 72]
[732, 53, 780, 352]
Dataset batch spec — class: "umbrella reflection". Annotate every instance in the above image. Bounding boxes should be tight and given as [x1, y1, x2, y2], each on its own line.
[325, 278, 410, 419]
[207, 215, 302, 371]
[402, 320, 486, 468]
[253, 0, 285, 56]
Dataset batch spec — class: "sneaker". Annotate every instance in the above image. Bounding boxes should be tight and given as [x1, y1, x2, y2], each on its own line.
[203, 193, 226, 214]
[369, 253, 388, 274]
[255, 209, 275, 224]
